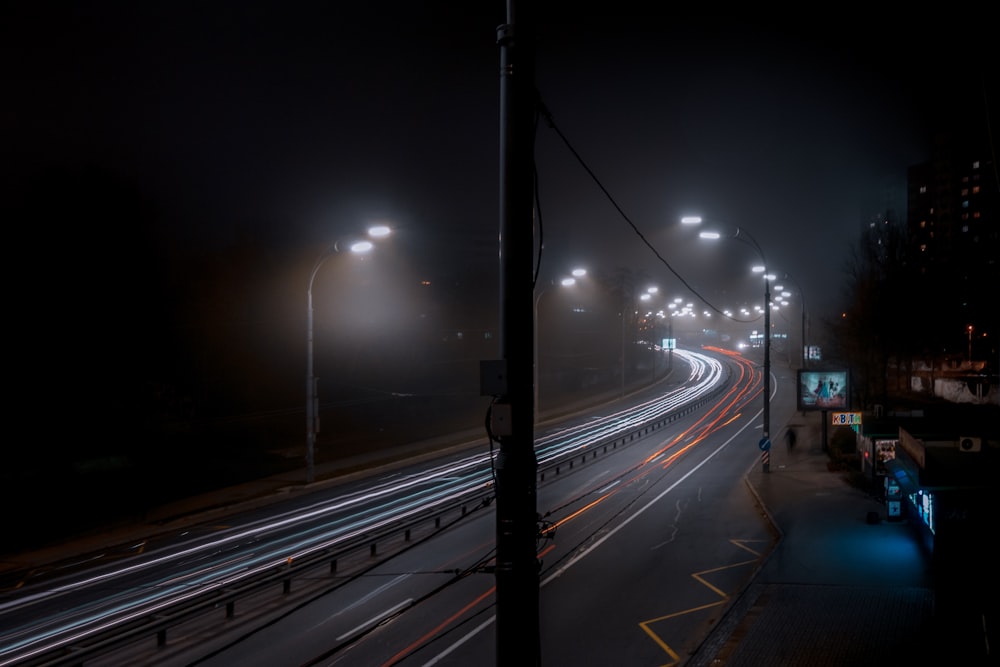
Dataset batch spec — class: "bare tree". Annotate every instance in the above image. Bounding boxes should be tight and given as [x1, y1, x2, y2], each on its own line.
[830, 212, 911, 408]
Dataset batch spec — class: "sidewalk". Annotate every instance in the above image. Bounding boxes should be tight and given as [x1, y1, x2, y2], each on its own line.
[686, 422, 969, 666]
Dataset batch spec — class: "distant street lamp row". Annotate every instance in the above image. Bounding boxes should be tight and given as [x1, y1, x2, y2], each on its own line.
[307, 215, 808, 481]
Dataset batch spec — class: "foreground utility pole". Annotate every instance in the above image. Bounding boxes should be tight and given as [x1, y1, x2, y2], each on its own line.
[494, 1, 540, 664]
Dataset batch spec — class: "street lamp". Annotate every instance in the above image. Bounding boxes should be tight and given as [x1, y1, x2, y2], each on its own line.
[534, 268, 585, 419]
[641, 287, 659, 381]
[665, 298, 685, 369]
[306, 225, 391, 484]
[774, 272, 807, 369]
[620, 308, 626, 399]
[688, 217, 772, 472]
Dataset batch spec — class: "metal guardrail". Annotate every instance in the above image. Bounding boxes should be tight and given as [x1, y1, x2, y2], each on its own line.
[14, 363, 733, 666]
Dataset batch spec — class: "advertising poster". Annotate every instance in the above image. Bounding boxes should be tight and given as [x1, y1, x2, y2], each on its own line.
[797, 370, 849, 410]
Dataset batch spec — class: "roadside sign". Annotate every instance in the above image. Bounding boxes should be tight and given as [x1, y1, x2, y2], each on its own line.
[832, 411, 862, 426]
[758, 437, 771, 451]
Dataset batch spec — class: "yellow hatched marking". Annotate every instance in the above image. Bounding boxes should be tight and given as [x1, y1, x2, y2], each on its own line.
[638, 538, 767, 667]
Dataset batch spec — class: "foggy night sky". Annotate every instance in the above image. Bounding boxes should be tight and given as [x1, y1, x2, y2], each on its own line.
[4, 3, 994, 400]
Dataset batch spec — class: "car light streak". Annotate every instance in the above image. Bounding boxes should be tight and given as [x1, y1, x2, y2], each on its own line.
[537, 352, 757, 563]
[598, 480, 621, 494]
[338, 598, 413, 641]
[406, 355, 762, 666]
[0, 348, 734, 667]
[378, 588, 497, 667]
[333, 349, 740, 665]
[546, 492, 616, 533]
[338, 573, 413, 617]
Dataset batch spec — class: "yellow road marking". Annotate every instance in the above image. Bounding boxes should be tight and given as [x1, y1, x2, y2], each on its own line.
[638, 538, 768, 666]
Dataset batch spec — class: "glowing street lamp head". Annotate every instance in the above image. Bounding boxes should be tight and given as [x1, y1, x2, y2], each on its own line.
[349, 240, 375, 253]
[367, 224, 392, 239]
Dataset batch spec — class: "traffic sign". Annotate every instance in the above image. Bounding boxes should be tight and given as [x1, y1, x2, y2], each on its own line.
[758, 437, 771, 451]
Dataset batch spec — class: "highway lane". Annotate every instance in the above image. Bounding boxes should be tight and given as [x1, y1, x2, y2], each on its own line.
[181, 348, 779, 667]
[0, 347, 748, 666]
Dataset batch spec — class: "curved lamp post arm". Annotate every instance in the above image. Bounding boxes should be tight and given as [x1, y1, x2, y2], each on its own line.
[733, 226, 766, 267]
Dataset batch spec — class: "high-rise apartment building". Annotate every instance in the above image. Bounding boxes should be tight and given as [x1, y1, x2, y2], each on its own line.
[906, 117, 998, 363]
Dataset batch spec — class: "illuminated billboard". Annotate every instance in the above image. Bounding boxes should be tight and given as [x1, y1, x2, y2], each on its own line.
[797, 369, 849, 411]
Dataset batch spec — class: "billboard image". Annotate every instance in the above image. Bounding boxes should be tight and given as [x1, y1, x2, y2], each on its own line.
[797, 369, 849, 411]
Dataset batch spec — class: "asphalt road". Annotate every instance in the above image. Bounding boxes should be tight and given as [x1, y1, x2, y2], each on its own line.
[176, 350, 778, 666]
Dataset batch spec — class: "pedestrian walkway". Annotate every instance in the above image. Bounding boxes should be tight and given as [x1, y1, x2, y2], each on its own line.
[686, 416, 993, 666]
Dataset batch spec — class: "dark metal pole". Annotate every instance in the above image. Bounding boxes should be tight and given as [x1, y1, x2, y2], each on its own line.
[306, 281, 316, 484]
[762, 275, 771, 472]
[802, 301, 808, 370]
[781, 271, 808, 370]
[306, 250, 334, 485]
[621, 310, 626, 398]
[496, 1, 540, 664]
[668, 316, 673, 371]
[733, 226, 771, 472]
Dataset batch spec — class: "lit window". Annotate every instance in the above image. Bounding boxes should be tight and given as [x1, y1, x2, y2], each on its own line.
[973, 160, 980, 168]
[972, 185, 980, 194]
[919, 185, 927, 194]
[961, 188, 968, 196]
